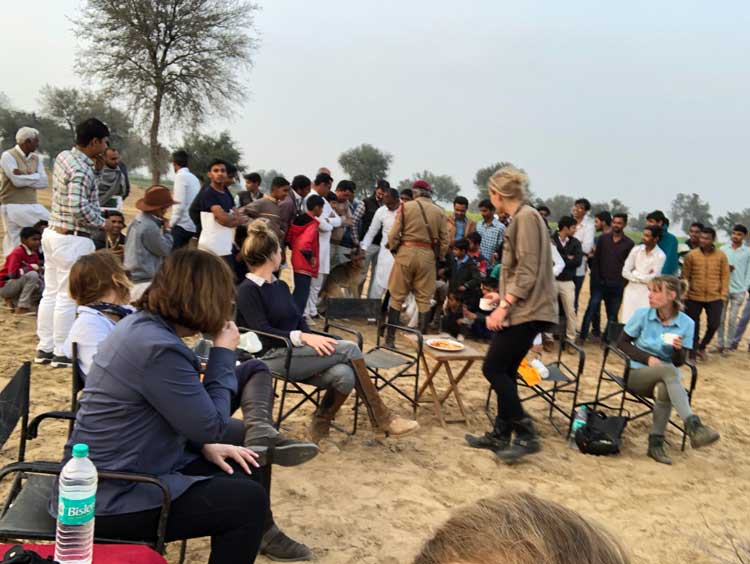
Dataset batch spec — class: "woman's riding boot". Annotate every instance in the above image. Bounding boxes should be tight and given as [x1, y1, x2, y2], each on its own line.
[310, 389, 350, 443]
[465, 417, 512, 452]
[685, 415, 720, 449]
[351, 358, 419, 437]
[495, 417, 542, 464]
[647, 434, 672, 465]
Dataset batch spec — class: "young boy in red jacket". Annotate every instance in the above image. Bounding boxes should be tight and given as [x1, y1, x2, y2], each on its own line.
[286, 194, 325, 315]
[0, 226, 43, 314]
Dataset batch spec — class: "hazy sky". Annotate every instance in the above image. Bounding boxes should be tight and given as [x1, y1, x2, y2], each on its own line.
[2, 1, 748, 218]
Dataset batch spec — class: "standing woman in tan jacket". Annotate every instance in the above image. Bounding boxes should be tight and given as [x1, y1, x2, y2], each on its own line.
[465, 166, 556, 463]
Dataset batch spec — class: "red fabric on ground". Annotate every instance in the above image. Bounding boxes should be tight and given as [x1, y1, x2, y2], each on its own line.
[0, 543, 167, 563]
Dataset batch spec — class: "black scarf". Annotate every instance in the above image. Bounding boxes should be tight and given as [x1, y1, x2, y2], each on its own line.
[87, 302, 134, 320]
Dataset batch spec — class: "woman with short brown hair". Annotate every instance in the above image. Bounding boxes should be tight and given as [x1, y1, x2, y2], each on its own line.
[52, 249, 269, 564]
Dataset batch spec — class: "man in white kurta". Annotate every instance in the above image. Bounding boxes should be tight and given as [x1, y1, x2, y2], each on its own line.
[621, 226, 666, 322]
[359, 188, 400, 299]
[0, 127, 50, 256]
[303, 173, 340, 317]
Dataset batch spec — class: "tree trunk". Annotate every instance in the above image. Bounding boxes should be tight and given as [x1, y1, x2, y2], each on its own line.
[149, 91, 163, 185]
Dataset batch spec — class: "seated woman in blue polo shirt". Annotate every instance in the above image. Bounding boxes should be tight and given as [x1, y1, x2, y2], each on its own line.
[617, 275, 720, 465]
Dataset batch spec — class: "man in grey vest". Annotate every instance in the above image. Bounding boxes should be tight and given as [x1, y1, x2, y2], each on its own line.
[0, 127, 50, 256]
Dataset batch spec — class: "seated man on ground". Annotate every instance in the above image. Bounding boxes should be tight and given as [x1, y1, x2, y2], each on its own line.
[62, 249, 316, 561]
[93, 210, 127, 257]
[617, 275, 720, 465]
[236, 220, 419, 442]
[0, 226, 43, 314]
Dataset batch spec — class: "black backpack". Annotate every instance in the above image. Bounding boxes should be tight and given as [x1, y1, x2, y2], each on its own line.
[1, 546, 57, 564]
[575, 408, 628, 456]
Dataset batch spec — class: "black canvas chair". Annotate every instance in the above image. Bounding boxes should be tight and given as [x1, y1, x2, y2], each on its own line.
[239, 327, 361, 434]
[0, 362, 185, 561]
[323, 298, 423, 416]
[594, 322, 698, 450]
[484, 337, 585, 436]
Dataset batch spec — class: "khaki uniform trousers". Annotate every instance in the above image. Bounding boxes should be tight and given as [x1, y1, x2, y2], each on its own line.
[388, 246, 436, 313]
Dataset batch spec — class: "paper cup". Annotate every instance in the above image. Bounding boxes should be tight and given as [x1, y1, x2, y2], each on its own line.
[479, 298, 495, 311]
[661, 333, 679, 346]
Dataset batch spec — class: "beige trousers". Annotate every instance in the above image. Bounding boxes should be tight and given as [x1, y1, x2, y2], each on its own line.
[556, 280, 577, 342]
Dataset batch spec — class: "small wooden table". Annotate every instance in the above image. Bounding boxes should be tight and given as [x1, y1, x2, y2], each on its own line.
[406, 333, 485, 427]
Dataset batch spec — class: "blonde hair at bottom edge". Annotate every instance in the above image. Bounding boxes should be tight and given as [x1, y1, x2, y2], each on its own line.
[413, 492, 629, 564]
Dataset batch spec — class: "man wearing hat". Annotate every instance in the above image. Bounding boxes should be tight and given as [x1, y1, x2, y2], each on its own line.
[124, 185, 177, 300]
[385, 179, 449, 340]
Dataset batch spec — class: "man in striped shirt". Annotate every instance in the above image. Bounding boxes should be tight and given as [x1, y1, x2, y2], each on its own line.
[36, 118, 110, 368]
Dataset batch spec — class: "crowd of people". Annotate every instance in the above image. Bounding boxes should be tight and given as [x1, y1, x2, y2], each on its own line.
[0, 119, 744, 562]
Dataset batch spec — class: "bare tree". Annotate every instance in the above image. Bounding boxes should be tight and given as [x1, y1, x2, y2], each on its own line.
[75, 0, 258, 183]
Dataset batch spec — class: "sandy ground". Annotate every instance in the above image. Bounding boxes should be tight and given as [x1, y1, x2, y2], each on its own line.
[0, 186, 748, 563]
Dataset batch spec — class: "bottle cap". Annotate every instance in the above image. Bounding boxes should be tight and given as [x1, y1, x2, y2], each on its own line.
[72, 443, 89, 458]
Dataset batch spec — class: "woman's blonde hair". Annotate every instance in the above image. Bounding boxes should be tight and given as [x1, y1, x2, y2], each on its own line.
[413, 492, 629, 564]
[648, 275, 689, 311]
[69, 251, 131, 306]
[135, 249, 235, 335]
[487, 165, 529, 201]
[241, 220, 280, 268]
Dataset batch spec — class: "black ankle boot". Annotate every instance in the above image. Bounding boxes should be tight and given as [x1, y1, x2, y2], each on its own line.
[385, 308, 401, 347]
[495, 417, 541, 464]
[465, 418, 511, 452]
[418, 312, 431, 334]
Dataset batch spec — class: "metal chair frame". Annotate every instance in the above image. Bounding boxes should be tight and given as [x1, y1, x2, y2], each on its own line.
[484, 337, 585, 437]
[0, 361, 184, 560]
[323, 298, 423, 416]
[594, 322, 698, 450]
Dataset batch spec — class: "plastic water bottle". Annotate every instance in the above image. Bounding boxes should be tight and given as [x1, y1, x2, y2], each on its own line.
[531, 358, 550, 380]
[568, 405, 588, 450]
[55, 443, 97, 564]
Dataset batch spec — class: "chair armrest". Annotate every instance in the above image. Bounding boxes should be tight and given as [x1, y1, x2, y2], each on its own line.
[239, 327, 293, 376]
[562, 338, 586, 377]
[319, 322, 363, 349]
[0, 462, 173, 554]
[27, 411, 76, 440]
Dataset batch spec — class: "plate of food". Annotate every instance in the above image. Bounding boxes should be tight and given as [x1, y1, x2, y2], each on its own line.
[425, 338, 465, 352]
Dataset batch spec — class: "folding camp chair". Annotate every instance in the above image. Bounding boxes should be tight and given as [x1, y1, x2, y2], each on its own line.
[0, 363, 186, 562]
[240, 327, 361, 435]
[323, 298, 423, 416]
[594, 322, 698, 450]
[484, 337, 585, 436]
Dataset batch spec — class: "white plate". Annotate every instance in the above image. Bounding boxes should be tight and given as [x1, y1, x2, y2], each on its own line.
[425, 338, 465, 352]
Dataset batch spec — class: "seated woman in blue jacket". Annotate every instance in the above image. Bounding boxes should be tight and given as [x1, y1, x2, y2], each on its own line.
[50, 250, 269, 564]
[617, 275, 720, 465]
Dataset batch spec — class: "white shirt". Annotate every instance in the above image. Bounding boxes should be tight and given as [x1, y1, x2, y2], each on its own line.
[574, 213, 595, 277]
[63, 305, 135, 376]
[0, 145, 48, 189]
[551, 243, 565, 278]
[622, 244, 667, 284]
[360, 205, 397, 251]
[170, 167, 201, 231]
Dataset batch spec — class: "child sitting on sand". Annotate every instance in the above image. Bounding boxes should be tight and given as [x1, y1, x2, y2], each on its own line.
[0, 226, 43, 314]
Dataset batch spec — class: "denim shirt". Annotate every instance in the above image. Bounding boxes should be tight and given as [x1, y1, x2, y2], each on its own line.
[49, 311, 237, 517]
[623, 307, 695, 369]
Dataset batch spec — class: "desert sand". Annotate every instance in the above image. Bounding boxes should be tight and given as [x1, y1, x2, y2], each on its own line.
[0, 185, 748, 563]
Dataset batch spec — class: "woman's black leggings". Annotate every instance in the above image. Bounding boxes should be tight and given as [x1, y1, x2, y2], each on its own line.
[94, 458, 269, 564]
[482, 321, 546, 421]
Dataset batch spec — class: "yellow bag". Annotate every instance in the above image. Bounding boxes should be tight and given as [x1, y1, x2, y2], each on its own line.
[518, 358, 541, 386]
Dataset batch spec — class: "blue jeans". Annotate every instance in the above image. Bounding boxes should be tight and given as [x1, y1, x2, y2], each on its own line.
[730, 291, 750, 350]
[292, 273, 312, 315]
[573, 275, 585, 312]
[719, 291, 746, 348]
[579, 283, 624, 341]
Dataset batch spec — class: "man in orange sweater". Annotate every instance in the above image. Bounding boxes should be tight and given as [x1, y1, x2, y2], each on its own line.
[682, 226, 730, 361]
